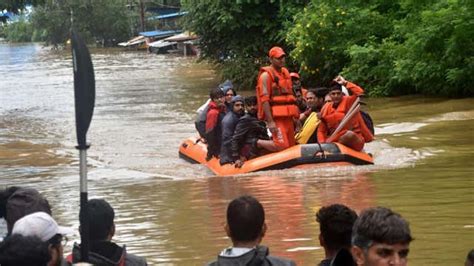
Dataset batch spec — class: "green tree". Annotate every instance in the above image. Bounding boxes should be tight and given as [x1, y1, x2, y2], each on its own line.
[287, 0, 397, 89]
[30, 0, 133, 47]
[391, 0, 474, 96]
[182, 0, 307, 89]
[4, 19, 33, 42]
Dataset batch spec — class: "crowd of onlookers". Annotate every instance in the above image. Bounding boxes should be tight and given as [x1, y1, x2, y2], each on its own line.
[0, 186, 473, 265]
[0, 187, 146, 265]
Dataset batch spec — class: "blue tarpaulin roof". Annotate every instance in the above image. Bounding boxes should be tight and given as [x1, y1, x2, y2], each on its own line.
[138, 30, 181, 38]
[148, 11, 188, 21]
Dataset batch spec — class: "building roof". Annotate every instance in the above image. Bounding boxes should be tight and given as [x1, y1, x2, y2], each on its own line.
[138, 30, 181, 38]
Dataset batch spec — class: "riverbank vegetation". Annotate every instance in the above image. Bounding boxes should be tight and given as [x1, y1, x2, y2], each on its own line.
[2, 0, 472, 96]
[183, 0, 473, 97]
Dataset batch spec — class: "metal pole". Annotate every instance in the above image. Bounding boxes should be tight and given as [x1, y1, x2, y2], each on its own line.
[79, 149, 89, 262]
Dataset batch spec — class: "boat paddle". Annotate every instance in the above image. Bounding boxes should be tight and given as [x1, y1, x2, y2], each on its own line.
[71, 29, 95, 262]
[326, 97, 360, 143]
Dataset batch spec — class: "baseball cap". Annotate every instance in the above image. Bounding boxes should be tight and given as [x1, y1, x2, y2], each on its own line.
[6, 188, 52, 232]
[290, 72, 300, 79]
[268, 46, 286, 58]
[12, 212, 74, 242]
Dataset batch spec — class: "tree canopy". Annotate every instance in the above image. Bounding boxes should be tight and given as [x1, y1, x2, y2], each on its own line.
[0, 0, 44, 13]
[184, 0, 473, 96]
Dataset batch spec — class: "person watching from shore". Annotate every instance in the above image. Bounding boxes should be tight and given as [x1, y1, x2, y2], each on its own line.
[0, 234, 52, 265]
[231, 96, 274, 168]
[351, 207, 413, 266]
[256, 46, 300, 151]
[207, 195, 296, 266]
[220, 95, 245, 165]
[317, 75, 373, 151]
[295, 87, 329, 144]
[11, 211, 74, 266]
[0, 186, 52, 236]
[68, 199, 147, 265]
[205, 87, 226, 161]
[316, 204, 358, 266]
[465, 249, 474, 266]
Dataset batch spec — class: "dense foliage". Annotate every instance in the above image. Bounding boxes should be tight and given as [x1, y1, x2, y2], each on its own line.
[181, 0, 307, 90]
[184, 0, 472, 96]
[3, 19, 34, 42]
[289, 0, 473, 96]
[29, 0, 133, 47]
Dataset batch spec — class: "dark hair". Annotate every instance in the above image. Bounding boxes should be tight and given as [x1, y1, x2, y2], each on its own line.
[227, 195, 265, 242]
[467, 249, 474, 263]
[0, 234, 50, 266]
[316, 204, 358, 252]
[88, 199, 115, 241]
[210, 87, 225, 100]
[3, 187, 52, 233]
[245, 96, 257, 106]
[329, 83, 342, 92]
[315, 87, 329, 98]
[0, 187, 20, 219]
[352, 207, 413, 248]
[48, 233, 63, 248]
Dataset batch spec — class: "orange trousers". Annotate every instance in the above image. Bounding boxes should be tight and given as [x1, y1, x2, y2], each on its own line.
[273, 117, 296, 149]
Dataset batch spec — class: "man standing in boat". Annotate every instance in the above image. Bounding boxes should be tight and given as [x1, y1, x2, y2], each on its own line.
[256, 46, 300, 150]
[317, 76, 374, 151]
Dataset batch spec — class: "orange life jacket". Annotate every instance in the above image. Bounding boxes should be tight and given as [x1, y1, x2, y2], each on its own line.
[320, 96, 374, 142]
[256, 66, 299, 120]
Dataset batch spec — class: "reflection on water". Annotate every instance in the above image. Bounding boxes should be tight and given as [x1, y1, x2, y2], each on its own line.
[1, 43, 473, 265]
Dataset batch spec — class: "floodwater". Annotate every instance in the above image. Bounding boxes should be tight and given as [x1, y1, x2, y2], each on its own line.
[0, 43, 473, 265]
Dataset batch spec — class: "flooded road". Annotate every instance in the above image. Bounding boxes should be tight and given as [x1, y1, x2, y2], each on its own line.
[1, 43, 473, 265]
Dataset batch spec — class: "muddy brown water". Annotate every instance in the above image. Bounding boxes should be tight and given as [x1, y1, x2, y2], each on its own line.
[1, 43, 473, 265]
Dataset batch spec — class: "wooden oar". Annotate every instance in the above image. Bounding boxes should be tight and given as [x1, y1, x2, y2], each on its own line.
[327, 97, 360, 143]
[71, 29, 95, 262]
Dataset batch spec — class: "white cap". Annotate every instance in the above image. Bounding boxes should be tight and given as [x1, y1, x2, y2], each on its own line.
[12, 212, 74, 242]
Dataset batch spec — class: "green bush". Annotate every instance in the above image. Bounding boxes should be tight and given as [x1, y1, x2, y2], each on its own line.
[288, 0, 473, 96]
[4, 19, 33, 42]
[391, 0, 474, 96]
[287, 0, 397, 90]
[30, 0, 133, 47]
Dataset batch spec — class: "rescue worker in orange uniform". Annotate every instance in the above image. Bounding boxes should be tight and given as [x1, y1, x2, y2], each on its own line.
[317, 76, 374, 151]
[256, 47, 300, 150]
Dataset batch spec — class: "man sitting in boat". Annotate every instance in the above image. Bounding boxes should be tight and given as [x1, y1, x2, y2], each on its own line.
[231, 96, 273, 168]
[290, 72, 307, 113]
[220, 95, 245, 165]
[256, 46, 300, 150]
[317, 76, 374, 151]
[295, 87, 329, 144]
[222, 81, 237, 113]
[195, 80, 234, 139]
[205, 87, 226, 161]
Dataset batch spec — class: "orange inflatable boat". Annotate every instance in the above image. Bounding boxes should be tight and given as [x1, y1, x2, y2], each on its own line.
[179, 137, 373, 176]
